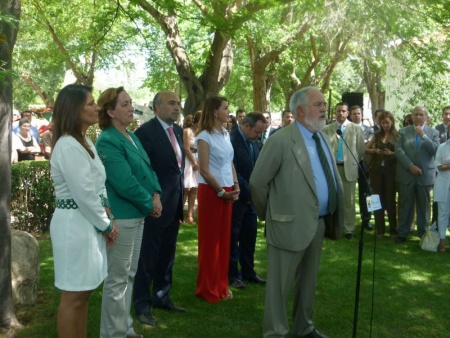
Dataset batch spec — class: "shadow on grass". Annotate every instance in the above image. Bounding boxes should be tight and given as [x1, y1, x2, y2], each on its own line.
[14, 223, 450, 338]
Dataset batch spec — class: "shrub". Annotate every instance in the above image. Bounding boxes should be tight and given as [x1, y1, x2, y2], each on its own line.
[11, 160, 54, 233]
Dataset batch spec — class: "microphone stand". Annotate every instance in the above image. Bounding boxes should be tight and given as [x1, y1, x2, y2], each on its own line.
[336, 129, 372, 338]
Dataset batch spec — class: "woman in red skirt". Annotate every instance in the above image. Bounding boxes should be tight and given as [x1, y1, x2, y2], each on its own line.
[195, 97, 240, 302]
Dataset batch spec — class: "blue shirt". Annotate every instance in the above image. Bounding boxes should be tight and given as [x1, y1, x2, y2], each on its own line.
[296, 121, 336, 216]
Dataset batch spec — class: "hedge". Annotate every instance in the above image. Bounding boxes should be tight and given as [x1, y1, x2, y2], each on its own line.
[11, 160, 54, 233]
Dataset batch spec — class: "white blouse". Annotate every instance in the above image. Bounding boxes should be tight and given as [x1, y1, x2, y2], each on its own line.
[196, 127, 234, 187]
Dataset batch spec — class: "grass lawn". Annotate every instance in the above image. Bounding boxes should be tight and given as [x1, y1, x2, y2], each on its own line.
[11, 217, 450, 338]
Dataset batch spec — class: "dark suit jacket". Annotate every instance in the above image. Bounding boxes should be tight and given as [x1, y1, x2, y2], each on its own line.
[230, 128, 259, 203]
[435, 123, 448, 144]
[134, 118, 185, 223]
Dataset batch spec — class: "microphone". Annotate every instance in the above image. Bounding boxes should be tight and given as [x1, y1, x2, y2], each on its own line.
[335, 128, 372, 195]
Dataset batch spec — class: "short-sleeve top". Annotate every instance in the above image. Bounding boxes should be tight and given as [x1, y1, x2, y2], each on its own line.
[196, 127, 234, 187]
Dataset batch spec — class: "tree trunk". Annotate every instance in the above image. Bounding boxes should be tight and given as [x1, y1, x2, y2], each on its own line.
[136, 1, 237, 114]
[0, 0, 23, 331]
[247, 38, 283, 112]
[363, 59, 386, 116]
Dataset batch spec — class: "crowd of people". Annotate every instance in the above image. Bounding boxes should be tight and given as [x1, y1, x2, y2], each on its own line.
[11, 110, 53, 162]
[15, 82, 450, 337]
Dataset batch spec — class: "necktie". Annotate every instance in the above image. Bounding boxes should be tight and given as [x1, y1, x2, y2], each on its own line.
[246, 140, 254, 164]
[168, 126, 182, 168]
[262, 129, 267, 144]
[312, 133, 337, 214]
[336, 125, 345, 162]
[415, 134, 421, 150]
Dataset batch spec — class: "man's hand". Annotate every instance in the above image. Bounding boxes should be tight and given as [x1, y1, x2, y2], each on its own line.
[409, 164, 423, 176]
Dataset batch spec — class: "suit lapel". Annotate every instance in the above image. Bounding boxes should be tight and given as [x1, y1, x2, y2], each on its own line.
[289, 125, 318, 200]
[234, 129, 253, 167]
[109, 127, 150, 166]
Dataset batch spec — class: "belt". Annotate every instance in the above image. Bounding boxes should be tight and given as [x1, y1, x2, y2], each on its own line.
[56, 194, 113, 234]
[336, 162, 344, 166]
[56, 194, 109, 209]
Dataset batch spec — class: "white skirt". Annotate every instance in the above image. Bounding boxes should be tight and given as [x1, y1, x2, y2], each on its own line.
[184, 156, 199, 189]
[50, 208, 107, 291]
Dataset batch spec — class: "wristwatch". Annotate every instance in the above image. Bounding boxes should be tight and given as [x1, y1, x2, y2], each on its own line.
[421, 134, 427, 140]
[217, 190, 226, 197]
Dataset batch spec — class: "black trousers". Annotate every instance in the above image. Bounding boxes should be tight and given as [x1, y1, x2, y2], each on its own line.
[133, 214, 180, 315]
[228, 199, 258, 282]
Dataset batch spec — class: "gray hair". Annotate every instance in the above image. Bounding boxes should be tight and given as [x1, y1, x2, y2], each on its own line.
[413, 106, 428, 116]
[289, 86, 320, 117]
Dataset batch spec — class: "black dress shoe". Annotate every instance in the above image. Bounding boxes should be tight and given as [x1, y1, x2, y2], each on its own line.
[153, 302, 187, 313]
[300, 328, 329, 338]
[230, 279, 246, 289]
[137, 313, 158, 326]
[244, 275, 266, 285]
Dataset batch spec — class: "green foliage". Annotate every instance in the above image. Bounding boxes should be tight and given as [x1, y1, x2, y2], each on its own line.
[11, 160, 54, 234]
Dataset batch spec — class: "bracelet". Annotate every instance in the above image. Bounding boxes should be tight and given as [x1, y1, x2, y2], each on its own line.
[233, 181, 239, 185]
[107, 212, 115, 221]
[153, 192, 161, 197]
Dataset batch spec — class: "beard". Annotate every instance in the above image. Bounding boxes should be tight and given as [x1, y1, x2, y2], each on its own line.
[305, 115, 326, 133]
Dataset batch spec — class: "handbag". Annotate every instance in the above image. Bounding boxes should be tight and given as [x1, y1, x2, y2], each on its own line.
[419, 226, 440, 252]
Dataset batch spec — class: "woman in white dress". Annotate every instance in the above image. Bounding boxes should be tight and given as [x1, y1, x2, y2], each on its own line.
[50, 84, 118, 338]
[434, 123, 450, 252]
[182, 112, 201, 224]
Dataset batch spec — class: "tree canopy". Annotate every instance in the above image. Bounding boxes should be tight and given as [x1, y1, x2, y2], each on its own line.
[11, 0, 450, 117]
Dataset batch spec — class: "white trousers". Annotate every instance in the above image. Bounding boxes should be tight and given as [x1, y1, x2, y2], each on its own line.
[100, 217, 144, 338]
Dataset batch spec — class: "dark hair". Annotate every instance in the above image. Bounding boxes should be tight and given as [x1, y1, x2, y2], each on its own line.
[20, 111, 32, 118]
[443, 106, 450, 114]
[377, 111, 398, 138]
[19, 118, 31, 127]
[350, 105, 362, 113]
[98, 86, 125, 130]
[242, 112, 267, 127]
[230, 115, 237, 126]
[52, 84, 94, 158]
[236, 109, 246, 117]
[281, 110, 292, 118]
[402, 113, 413, 127]
[198, 97, 228, 134]
[335, 102, 349, 110]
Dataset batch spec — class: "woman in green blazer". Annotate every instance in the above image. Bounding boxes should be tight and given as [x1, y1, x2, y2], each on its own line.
[96, 87, 162, 338]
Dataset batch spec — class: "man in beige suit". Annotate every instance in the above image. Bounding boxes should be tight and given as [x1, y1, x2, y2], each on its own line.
[250, 87, 344, 338]
[322, 103, 365, 239]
